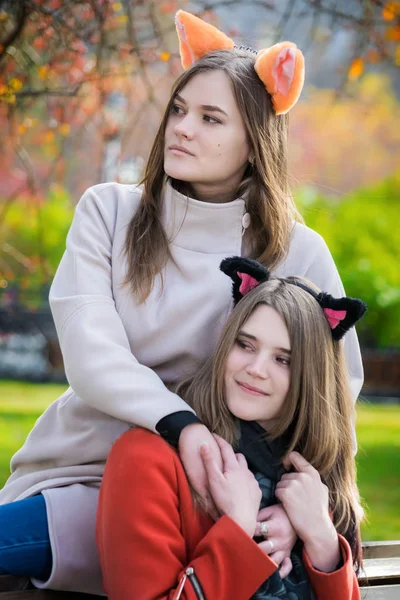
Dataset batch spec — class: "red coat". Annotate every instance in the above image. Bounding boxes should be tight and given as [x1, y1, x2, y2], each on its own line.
[97, 428, 360, 600]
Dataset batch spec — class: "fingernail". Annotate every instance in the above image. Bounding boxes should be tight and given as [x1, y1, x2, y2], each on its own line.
[200, 442, 209, 450]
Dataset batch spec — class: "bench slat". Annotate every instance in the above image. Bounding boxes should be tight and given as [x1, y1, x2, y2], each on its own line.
[363, 541, 400, 560]
[360, 584, 400, 599]
[359, 557, 400, 584]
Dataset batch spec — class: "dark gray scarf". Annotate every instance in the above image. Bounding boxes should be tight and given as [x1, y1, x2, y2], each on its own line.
[237, 421, 316, 600]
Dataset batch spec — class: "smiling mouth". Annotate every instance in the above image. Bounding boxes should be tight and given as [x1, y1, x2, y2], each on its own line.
[236, 381, 269, 396]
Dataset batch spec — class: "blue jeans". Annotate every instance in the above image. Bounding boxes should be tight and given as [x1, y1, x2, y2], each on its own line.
[0, 494, 52, 580]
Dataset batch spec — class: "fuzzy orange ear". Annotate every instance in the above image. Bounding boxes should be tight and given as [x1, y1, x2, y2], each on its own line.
[175, 10, 235, 70]
[255, 42, 305, 115]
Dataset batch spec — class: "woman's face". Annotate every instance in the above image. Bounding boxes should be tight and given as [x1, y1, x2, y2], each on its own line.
[164, 70, 251, 202]
[224, 305, 291, 431]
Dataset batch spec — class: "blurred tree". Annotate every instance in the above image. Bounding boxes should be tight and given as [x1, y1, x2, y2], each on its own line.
[290, 73, 400, 194]
[297, 172, 400, 347]
[0, 0, 399, 315]
[0, 184, 73, 309]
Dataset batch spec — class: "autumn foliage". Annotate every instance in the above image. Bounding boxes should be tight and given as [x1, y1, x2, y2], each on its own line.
[0, 1, 399, 348]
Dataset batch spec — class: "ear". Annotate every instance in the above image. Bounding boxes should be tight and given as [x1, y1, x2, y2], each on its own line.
[175, 10, 235, 70]
[220, 256, 270, 305]
[255, 42, 305, 115]
[318, 293, 367, 341]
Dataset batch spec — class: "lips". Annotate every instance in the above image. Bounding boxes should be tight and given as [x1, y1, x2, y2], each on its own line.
[168, 145, 194, 156]
[236, 381, 269, 396]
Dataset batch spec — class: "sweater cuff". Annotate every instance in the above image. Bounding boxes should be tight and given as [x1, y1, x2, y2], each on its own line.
[156, 411, 202, 447]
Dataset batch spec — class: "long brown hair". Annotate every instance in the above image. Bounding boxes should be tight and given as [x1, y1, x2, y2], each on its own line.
[124, 49, 303, 302]
[175, 277, 363, 570]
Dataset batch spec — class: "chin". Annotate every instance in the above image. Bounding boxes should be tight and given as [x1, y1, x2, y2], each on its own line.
[164, 159, 194, 182]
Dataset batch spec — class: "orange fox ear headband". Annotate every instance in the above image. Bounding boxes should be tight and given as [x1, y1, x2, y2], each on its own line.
[175, 10, 305, 115]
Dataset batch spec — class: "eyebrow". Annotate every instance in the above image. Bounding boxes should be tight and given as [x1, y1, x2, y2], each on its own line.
[175, 94, 228, 117]
[238, 330, 291, 354]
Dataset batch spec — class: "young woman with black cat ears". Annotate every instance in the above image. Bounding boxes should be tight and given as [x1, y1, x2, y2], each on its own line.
[97, 256, 366, 599]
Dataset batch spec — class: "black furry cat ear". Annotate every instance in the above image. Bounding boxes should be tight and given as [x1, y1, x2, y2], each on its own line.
[220, 256, 270, 305]
[317, 292, 367, 341]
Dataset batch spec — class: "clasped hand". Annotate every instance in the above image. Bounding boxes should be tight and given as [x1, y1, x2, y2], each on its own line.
[179, 425, 296, 577]
[179, 425, 340, 576]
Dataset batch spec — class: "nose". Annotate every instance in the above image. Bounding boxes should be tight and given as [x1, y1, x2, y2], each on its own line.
[245, 355, 270, 380]
[174, 114, 194, 140]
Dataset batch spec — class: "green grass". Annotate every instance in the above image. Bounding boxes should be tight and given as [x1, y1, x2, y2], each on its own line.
[0, 381, 399, 541]
[356, 402, 400, 540]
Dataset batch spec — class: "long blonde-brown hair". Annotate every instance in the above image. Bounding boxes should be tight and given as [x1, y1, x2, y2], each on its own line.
[124, 49, 303, 302]
[175, 277, 363, 569]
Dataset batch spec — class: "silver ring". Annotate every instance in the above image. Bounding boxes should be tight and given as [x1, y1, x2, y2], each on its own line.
[260, 521, 268, 539]
[269, 540, 275, 554]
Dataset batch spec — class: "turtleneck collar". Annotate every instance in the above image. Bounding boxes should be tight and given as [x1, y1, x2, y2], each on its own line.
[161, 178, 247, 254]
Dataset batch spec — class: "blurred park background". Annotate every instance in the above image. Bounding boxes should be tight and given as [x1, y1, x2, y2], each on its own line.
[0, 0, 399, 541]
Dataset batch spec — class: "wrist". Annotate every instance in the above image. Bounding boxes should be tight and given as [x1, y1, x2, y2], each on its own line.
[157, 411, 202, 448]
[229, 513, 256, 539]
[303, 522, 341, 572]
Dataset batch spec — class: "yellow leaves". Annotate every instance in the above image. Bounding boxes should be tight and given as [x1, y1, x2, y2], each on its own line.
[348, 57, 364, 80]
[160, 51, 171, 61]
[16, 118, 37, 136]
[38, 65, 49, 80]
[382, 2, 400, 21]
[43, 131, 55, 143]
[58, 123, 70, 136]
[9, 77, 23, 91]
[395, 46, 400, 66]
[0, 11, 8, 22]
[385, 25, 400, 41]
[112, 2, 123, 10]
[1, 91, 15, 103]
[0, 80, 20, 103]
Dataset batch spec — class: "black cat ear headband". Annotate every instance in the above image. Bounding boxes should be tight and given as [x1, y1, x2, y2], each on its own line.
[220, 256, 367, 341]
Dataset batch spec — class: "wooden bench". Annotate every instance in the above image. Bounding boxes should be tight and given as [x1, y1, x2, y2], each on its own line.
[359, 541, 400, 599]
[1, 541, 399, 598]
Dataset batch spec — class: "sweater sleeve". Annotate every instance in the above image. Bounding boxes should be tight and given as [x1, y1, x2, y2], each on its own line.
[96, 429, 277, 600]
[303, 535, 360, 600]
[49, 185, 195, 432]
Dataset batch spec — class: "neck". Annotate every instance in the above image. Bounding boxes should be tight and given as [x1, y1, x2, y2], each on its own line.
[173, 179, 241, 204]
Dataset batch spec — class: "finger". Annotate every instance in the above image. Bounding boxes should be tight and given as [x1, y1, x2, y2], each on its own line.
[213, 435, 238, 470]
[254, 520, 270, 538]
[236, 453, 248, 468]
[258, 539, 275, 555]
[285, 451, 314, 473]
[257, 505, 278, 521]
[275, 480, 292, 491]
[279, 472, 300, 482]
[279, 556, 293, 579]
[270, 551, 285, 566]
[200, 443, 224, 483]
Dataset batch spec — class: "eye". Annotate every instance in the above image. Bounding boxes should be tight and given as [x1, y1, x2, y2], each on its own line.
[236, 339, 253, 352]
[277, 356, 291, 366]
[203, 115, 221, 124]
[171, 103, 185, 115]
